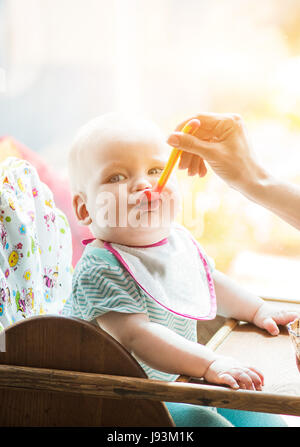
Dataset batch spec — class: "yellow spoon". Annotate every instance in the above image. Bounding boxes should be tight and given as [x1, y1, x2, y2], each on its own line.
[138, 119, 200, 207]
[153, 118, 200, 195]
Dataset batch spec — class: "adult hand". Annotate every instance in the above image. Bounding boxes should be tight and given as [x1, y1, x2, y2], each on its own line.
[167, 113, 266, 194]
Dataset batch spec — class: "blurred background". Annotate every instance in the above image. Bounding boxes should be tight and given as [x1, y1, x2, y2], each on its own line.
[1, 0, 300, 300]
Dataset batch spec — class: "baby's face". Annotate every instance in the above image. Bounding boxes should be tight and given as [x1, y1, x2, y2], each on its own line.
[81, 128, 181, 246]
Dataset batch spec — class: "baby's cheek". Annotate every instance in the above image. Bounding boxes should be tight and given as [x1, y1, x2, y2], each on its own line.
[167, 180, 181, 207]
[161, 188, 181, 220]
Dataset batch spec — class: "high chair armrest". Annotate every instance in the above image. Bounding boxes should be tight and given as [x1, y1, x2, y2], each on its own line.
[1, 363, 300, 416]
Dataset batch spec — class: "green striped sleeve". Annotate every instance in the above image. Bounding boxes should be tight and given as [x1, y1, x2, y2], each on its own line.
[72, 255, 147, 321]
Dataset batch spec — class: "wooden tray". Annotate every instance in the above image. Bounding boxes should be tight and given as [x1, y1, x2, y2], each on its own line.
[189, 299, 300, 415]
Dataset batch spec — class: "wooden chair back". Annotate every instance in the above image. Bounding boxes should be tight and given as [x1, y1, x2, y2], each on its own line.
[0, 315, 174, 426]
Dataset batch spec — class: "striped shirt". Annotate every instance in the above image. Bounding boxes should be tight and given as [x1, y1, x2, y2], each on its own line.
[62, 244, 210, 381]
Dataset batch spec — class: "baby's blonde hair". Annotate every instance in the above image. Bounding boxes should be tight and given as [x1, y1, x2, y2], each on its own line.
[68, 112, 165, 194]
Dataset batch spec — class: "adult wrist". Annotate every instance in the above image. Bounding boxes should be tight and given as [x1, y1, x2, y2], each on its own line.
[235, 162, 272, 202]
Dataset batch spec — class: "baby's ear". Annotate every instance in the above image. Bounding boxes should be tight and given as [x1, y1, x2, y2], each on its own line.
[73, 193, 92, 226]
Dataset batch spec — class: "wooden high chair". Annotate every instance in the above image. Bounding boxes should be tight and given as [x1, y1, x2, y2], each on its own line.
[0, 298, 300, 426]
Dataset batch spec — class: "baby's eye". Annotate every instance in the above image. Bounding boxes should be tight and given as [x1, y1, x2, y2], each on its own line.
[108, 174, 126, 183]
[148, 167, 164, 175]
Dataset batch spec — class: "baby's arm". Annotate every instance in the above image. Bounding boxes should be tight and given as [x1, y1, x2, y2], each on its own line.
[97, 311, 263, 390]
[213, 270, 298, 335]
[212, 270, 263, 322]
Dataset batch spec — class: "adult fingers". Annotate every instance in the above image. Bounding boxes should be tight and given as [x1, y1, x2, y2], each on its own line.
[188, 154, 202, 176]
[178, 152, 194, 170]
[175, 112, 239, 132]
[178, 152, 207, 178]
[175, 112, 242, 140]
[167, 132, 218, 159]
[175, 115, 200, 132]
[198, 158, 207, 177]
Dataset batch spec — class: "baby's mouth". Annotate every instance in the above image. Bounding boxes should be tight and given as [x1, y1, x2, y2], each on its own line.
[138, 198, 161, 212]
[136, 190, 161, 212]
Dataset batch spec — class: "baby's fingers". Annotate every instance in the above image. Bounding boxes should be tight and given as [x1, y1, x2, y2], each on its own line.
[219, 373, 239, 390]
[264, 312, 299, 335]
[236, 371, 256, 390]
[245, 369, 263, 391]
[275, 311, 299, 326]
[219, 370, 262, 391]
[262, 317, 279, 336]
[247, 366, 264, 386]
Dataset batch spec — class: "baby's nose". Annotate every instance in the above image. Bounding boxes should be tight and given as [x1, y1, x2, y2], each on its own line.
[132, 178, 153, 192]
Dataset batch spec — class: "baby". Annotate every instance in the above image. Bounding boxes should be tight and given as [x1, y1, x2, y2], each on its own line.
[63, 112, 297, 398]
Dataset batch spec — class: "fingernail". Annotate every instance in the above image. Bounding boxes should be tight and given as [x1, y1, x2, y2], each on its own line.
[167, 134, 180, 147]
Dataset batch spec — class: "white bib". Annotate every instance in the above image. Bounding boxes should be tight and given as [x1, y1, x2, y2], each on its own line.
[103, 223, 217, 320]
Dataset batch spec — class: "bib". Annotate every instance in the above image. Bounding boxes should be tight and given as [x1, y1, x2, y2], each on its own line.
[97, 224, 217, 320]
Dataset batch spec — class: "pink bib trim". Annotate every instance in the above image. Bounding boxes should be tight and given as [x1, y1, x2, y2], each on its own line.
[82, 238, 96, 246]
[103, 229, 217, 321]
[82, 237, 168, 248]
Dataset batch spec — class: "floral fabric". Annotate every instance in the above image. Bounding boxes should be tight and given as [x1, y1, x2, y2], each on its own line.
[0, 157, 72, 329]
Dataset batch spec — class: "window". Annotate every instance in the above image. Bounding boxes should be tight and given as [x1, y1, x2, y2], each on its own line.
[2, 0, 300, 300]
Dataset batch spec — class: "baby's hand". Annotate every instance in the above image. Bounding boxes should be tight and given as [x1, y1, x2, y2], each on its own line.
[204, 355, 264, 390]
[252, 303, 299, 336]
